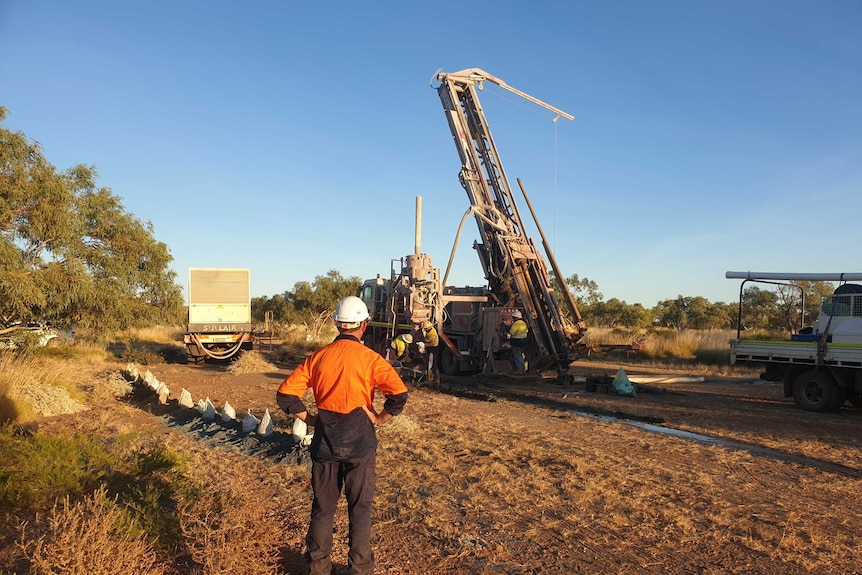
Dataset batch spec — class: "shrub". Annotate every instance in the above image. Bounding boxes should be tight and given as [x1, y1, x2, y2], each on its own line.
[20, 486, 166, 575]
[180, 483, 284, 575]
[226, 351, 277, 374]
[0, 430, 116, 510]
[0, 428, 199, 552]
[0, 355, 87, 423]
[114, 325, 185, 344]
[583, 327, 734, 365]
[0, 375, 17, 424]
[695, 347, 731, 365]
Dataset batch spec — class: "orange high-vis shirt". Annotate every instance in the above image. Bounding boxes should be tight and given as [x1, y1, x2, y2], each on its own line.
[278, 337, 408, 414]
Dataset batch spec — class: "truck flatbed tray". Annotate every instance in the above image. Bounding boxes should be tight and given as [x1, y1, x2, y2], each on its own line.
[731, 339, 862, 369]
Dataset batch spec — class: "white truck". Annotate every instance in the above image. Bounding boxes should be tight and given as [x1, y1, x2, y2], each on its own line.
[183, 268, 254, 365]
[0, 322, 59, 349]
[726, 271, 862, 412]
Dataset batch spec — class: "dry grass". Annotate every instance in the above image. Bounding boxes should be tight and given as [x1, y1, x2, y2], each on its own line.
[0, 344, 127, 424]
[4, 335, 861, 574]
[108, 325, 187, 365]
[114, 325, 185, 344]
[367, 390, 862, 574]
[277, 323, 337, 350]
[586, 326, 730, 355]
[20, 486, 166, 575]
[585, 327, 736, 369]
[0, 354, 88, 423]
[0, 364, 16, 423]
[226, 351, 277, 375]
[179, 481, 285, 575]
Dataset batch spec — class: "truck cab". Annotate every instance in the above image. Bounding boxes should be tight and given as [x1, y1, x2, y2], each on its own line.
[800, 285, 862, 345]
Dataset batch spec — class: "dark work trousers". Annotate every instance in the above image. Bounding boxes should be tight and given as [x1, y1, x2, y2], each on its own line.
[307, 450, 377, 575]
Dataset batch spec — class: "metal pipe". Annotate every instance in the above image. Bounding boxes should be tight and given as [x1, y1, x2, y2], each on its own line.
[726, 271, 862, 281]
[443, 207, 474, 288]
[415, 196, 422, 255]
[442, 206, 509, 288]
[517, 178, 585, 329]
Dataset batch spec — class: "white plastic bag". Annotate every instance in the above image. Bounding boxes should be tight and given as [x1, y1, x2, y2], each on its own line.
[291, 417, 307, 444]
[257, 408, 273, 437]
[241, 410, 259, 434]
[221, 400, 236, 422]
[197, 397, 216, 420]
[179, 388, 194, 408]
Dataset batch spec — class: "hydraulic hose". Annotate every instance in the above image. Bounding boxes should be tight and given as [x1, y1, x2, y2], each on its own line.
[190, 333, 248, 360]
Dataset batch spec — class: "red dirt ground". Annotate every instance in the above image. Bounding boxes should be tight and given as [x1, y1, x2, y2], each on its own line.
[116, 353, 862, 574]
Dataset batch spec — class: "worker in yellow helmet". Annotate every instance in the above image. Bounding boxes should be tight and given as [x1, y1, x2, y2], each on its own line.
[418, 320, 440, 384]
[508, 310, 529, 375]
[388, 333, 413, 363]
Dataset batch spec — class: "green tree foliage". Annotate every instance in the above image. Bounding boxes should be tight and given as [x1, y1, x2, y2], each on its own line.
[739, 286, 780, 331]
[736, 280, 837, 333]
[252, 269, 361, 333]
[564, 274, 603, 307]
[589, 298, 653, 328]
[653, 296, 732, 330]
[550, 273, 654, 328]
[786, 280, 836, 328]
[0, 107, 184, 333]
[550, 273, 599, 322]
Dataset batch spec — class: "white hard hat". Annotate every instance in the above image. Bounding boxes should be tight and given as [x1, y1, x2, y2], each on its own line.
[511, 310, 522, 319]
[402, 333, 413, 344]
[333, 296, 370, 327]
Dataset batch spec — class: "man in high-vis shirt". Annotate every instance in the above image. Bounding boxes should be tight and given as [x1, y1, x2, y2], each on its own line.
[508, 309, 529, 375]
[419, 320, 440, 383]
[388, 332, 413, 362]
[277, 296, 409, 575]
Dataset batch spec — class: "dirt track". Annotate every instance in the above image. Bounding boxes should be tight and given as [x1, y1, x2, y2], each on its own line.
[121, 356, 862, 574]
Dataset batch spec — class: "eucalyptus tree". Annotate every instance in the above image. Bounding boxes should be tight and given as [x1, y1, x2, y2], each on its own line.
[0, 107, 183, 333]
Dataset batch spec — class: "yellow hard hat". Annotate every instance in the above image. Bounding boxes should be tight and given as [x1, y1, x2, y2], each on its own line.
[422, 320, 433, 330]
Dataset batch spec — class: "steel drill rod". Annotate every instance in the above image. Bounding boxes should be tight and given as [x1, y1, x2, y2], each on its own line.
[516, 178, 585, 328]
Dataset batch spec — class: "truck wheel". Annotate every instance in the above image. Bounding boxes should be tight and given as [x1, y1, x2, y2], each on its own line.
[792, 370, 840, 412]
[440, 347, 460, 376]
[186, 354, 205, 366]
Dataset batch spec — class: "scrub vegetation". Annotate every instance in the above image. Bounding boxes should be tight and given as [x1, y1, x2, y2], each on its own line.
[1, 335, 860, 574]
[0, 350, 295, 574]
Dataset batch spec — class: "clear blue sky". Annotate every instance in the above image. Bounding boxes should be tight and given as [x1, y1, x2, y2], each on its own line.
[2, 1, 860, 307]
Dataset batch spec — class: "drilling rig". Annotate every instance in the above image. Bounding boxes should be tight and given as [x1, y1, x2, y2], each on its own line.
[360, 68, 588, 378]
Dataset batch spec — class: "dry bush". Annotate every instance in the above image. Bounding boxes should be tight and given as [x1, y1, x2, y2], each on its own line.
[110, 325, 187, 365]
[378, 413, 420, 435]
[644, 328, 733, 360]
[20, 486, 166, 575]
[264, 323, 336, 366]
[278, 323, 336, 350]
[115, 325, 185, 344]
[0, 363, 16, 423]
[37, 341, 116, 365]
[88, 370, 134, 402]
[0, 354, 87, 423]
[586, 327, 735, 364]
[179, 482, 284, 575]
[226, 351, 277, 374]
